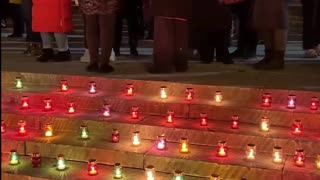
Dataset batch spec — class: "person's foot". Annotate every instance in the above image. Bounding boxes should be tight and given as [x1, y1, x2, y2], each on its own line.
[23, 43, 33, 56]
[114, 48, 120, 56]
[86, 63, 99, 72]
[99, 63, 114, 73]
[314, 45, 320, 56]
[130, 48, 139, 56]
[254, 51, 285, 70]
[80, 49, 90, 63]
[7, 34, 23, 38]
[31, 44, 42, 57]
[37, 49, 54, 62]
[54, 49, 71, 62]
[304, 49, 318, 58]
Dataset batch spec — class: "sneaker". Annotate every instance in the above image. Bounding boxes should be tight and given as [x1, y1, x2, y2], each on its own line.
[304, 49, 318, 58]
[110, 49, 116, 62]
[80, 49, 90, 63]
[99, 63, 114, 73]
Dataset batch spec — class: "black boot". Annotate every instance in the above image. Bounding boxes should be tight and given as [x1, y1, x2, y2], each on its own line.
[99, 63, 114, 73]
[259, 51, 285, 70]
[54, 49, 71, 62]
[253, 49, 272, 69]
[37, 49, 54, 62]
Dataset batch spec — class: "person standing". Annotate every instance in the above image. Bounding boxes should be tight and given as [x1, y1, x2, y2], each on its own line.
[32, 0, 72, 62]
[78, 0, 119, 73]
[301, 0, 320, 58]
[253, 0, 289, 70]
[8, 0, 24, 38]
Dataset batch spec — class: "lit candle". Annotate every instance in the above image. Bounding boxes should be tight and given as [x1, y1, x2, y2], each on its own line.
[31, 152, 41, 167]
[217, 141, 228, 157]
[315, 154, 320, 169]
[273, 146, 283, 163]
[294, 149, 305, 167]
[80, 125, 89, 139]
[210, 174, 221, 180]
[9, 150, 19, 165]
[18, 120, 26, 136]
[167, 110, 174, 123]
[132, 131, 140, 146]
[287, 95, 296, 109]
[43, 98, 53, 111]
[231, 115, 239, 129]
[15, 77, 23, 89]
[89, 81, 97, 94]
[56, 154, 66, 170]
[112, 129, 120, 143]
[145, 165, 155, 180]
[173, 170, 184, 180]
[131, 106, 139, 119]
[103, 103, 111, 117]
[60, 80, 68, 92]
[126, 84, 134, 96]
[185, 88, 194, 101]
[88, 159, 98, 176]
[260, 117, 270, 132]
[44, 122, 53, 137]
[214, 91, 222, 103]
[1, 120, 6, 133]
[113, 163, 123, 179]
[262, 93, 272, 107]
[179, 137, 189, 153]
[157, 134, 166, 150]
[67, 101, 75, 114]
[200, 113, 208, 126]
[20, 96, 30, 109]
[292, 120, 303, 135]
[310, 97, 318, 110]
[160, 86, 167, 99]
[246, 144, 256, 160]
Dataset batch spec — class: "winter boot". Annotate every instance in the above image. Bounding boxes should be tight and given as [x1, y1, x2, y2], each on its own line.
[36, 49, 54, 62]
[54, 49, 71, 62]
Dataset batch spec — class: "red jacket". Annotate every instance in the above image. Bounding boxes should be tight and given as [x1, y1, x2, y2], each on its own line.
[32, 0, 73, 33]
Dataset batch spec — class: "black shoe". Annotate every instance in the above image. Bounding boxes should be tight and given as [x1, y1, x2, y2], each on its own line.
[99, 64, 114, 73]
[8, 34, 23, 38]
[114, 49, 120, 56]
[230, 50, 244, 59]
[54, 49, 71, 62]
[130, 49, 139, 56]
[86, 63, 99, 72]
[37, 49, 54, 62]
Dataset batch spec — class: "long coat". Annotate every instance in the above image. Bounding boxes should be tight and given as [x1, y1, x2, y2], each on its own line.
[252, 0, 289, 30]
[79, 0, 119, 15]
[32, 0, 72, 33]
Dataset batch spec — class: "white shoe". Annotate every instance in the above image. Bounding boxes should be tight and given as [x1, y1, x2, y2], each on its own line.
[80, 49, 90, 63]
[304, 49, 318, 58]
[314, 45, 320, 56]
[110, 48, 116, 62]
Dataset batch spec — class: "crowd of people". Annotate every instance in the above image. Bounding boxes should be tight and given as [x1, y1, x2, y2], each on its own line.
[0, 0, 319, 73]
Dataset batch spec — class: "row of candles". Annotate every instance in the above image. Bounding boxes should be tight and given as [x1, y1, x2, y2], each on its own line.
[14, 77, 319, 110]
[3, 120, 319, 169]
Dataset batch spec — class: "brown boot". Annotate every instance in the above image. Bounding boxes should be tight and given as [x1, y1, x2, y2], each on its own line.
[253, 49, 272, 69]
[256, 51, 285, 70]
[23, 43, 33, 56]
[31, 43, 42, 57]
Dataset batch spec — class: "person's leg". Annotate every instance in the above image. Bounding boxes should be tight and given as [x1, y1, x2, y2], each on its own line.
[198, 32, 213, 63]
[99, 14, 116, 73]
[80, 13, 90, 63]
[37, 32, 54, 62]
[254, 31, 273, 68]
[114, 15, 123, 56]
[85, 14, 100, 71]
[8, 3, 24, 37]
[127, 13, 139, 56]
[173, 19, 188, 72]
[315, 0, 320, 55]
[215, 29, 233, 64]
[53, 33, 70, 61]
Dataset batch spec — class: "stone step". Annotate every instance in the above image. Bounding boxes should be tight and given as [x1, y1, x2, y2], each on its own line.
[2, 128, 319, 180]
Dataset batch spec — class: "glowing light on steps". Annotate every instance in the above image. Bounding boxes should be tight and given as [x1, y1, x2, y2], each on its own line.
[43, 98, 53, 111]
[157, 134, 166, 150]
[316, 154, 320, 169]
[273, 146, 283, 163]
[287, 95, 296, 109]
[310, 97, 318, 110]
[246, 144, 256, 160]
[1, 120, 6, 133]
[131, 106, 139, 119]
[185, 88, 194, 101]
[15, 77, 23, 89]
[231, 115, 239, 129]
[126, 84, 134, 96]
[113, 163, 123, 179]
[112, 129, 120, 143]
[210, 174, 221, 180]
[292, 120, 303, 135]
[132, 131, 140, 146]
[145, 165, 155, 180]
[103, 103, 111, 117]
[167, 110, 174, 123]
[200, 113, 208, 126]
[20, 96, 30, 109]
[9, 149, 19, 165]
[88, 159, 98, 176]
[67, 102, 76, 114]
[88, 81, 97, 94]
[160, 86, 167, 99]
[214, 91, 222, 103]
[60, 80, 68, 92]
[44, 122, 53, 137]
[31, 152, 41, 167]
[260, 117, 270, 132]
[217, 141, 228, 157]
[179, 137, 189, 153]
[80, 125, 89, 139]
[18, 120, 27, 136]
[56, 154, 66, 170]
[262, 93, 272, 107]
[294, 149, 305, 167]
[173, 170, 184, 180]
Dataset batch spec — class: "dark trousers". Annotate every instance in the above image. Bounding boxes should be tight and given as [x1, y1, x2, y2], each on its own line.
[198, 30, 231, 62]
[302, 0, 320, 49]
[84, 14, 115, 64]
[9, 3, 24, 35]
[82, 13, 88, 48]
[114, 13, 139, 52]
[21, 0, 41, 42]
[231, 0, 258, 55]
[153, 16, 188, 72]
[0, 0, 9, 20]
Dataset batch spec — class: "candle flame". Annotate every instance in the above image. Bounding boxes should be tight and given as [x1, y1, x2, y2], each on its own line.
[89, 86, 96, 93]
[167, 115, 173, 123]
[22, 102, 28, 107]
[261, 122, 269, 131]
[274, 152, 282, 162]
[61, 85, 67, 91]
[45, 102, 51, 109]
[104, 110, 110, 117]
[19, 126, 26, 133]
[157, 140, 165, 149]
[161, 90, 167, 99]
[127, 88, 133, 95]
[45, 128, 52, 137]
[133, 135, 140, 145]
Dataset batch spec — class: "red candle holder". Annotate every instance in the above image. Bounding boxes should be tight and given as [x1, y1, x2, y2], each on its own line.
[1, 120, 6, 133]
[31, 152, 41, 167]
[20, 96, 30, 109]
[292, 120, 303, 135]
[67, 102, 75, 114]
[167, 110, 174, 123]
[88, 159, 98, 176]
[17, 120, 27, 136]
[112, 129, 120, 143]
[216, 141, 228, 157]
[131, 106, 139, 119]
[294, 149, 305, 167]
[185, 88, 194, 101]
[126, 84, 134, 96]
[287, 95, 296, 109]
[231, 115, 239, 129]
[88, 81, 97, 94]
[157, 134, 166, 150]
[60, 80, 68, 92]
[262, 93, 272, 107]
[103, 104, 111, 117]
[310, 97, 318, 110]
[200, 113, 208, 126]
[43, 98, 53, 111]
